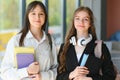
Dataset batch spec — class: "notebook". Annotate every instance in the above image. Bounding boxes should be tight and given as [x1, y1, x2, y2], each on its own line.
[80, 53, 89, 66]
[14, 47, 35, 69]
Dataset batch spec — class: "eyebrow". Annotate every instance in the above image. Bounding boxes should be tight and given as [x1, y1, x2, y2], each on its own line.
[74, 16, 90, 18]
[30, 10, 44, 13]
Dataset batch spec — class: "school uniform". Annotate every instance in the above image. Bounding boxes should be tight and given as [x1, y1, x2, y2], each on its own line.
[57, 39, 116, 80]
[1, 30, 58, 80]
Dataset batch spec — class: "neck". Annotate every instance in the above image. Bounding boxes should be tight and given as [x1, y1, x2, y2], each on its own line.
[30, 28, 43, 41]
[77, 31, 89, 39]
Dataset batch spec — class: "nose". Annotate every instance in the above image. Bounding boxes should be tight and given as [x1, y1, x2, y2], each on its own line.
[37, 14, 40, 19]
[34, 14, 40, 20]
[79, 19, 84, 25]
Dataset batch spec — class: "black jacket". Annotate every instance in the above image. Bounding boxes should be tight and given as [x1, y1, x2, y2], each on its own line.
[57, 40, 116, 80]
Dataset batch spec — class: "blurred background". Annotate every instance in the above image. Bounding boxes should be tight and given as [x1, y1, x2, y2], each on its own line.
[0, 0, 120, 78]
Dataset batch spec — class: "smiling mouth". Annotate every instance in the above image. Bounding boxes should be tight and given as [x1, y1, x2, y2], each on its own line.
[77, 25, 84, 27]
[36, 21, 40, 22]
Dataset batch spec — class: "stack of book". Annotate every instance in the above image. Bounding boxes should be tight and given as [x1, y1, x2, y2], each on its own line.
[14, 47, 35, 69]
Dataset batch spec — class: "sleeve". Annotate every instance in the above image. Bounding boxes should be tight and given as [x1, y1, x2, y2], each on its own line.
[40, 37, 58, 80]
[56, 43, 70, 80]
[91, 43, 116, 80]
[0, 36, 29, 80]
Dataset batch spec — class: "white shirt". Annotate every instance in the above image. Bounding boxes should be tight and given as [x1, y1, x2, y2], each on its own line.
[0, 30, 58, 80]
[75, 45, 85, 62]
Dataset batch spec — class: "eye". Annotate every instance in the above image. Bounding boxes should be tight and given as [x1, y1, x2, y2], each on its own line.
[41, 13, 44, 15]
[31, 12, 36, 15]
[74, 17, 80, 20]
[39, 13, 44, 15]
[83, 18, 89, 22]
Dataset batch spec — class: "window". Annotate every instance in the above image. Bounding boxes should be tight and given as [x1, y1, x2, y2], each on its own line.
[0, 0, 19, 31]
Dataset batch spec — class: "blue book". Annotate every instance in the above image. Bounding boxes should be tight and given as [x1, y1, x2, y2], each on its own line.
[14, 47, 35, 69]
[80, 54, 89, 66]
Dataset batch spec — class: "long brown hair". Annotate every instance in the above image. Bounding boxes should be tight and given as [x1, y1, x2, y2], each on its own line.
[58, 6, 97, 73]
[19, 1, 47, 46]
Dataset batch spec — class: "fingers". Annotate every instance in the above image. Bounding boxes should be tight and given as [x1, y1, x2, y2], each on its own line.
[75, 66, 89, 75]
[79, 69, 89, 75]
[29, 75, 36, 78]
[79, 67, 89, 75]
[27, 62, 40, 75]
[29, 74, 41, 80]
[34, 62, 39, 65]
[69, 66, 89, 80]
[77, 66, 88, 70]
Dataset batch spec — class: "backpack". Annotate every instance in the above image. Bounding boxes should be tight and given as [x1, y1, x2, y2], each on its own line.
[94, 40, 120, 80]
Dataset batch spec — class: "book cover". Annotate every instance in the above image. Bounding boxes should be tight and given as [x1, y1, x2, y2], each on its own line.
[80, 53, 89, 66]
[14, 47, 35, 69]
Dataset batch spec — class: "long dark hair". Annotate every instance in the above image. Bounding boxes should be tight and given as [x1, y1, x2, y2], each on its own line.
[19, 1, 47, 46]
[58, 6, 97, 73]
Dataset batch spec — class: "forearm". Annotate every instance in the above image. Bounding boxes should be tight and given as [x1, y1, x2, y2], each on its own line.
[1, 54, 28, 79]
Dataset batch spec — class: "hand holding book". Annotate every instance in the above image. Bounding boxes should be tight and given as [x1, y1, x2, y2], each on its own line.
[27, 62, 40, 75]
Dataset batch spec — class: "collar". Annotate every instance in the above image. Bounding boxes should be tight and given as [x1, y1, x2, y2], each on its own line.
[26, 30, 46, 42]
[84, 39, 96, 54]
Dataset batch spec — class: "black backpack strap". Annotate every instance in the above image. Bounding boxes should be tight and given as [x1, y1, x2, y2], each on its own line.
[47, 33, 52, 50]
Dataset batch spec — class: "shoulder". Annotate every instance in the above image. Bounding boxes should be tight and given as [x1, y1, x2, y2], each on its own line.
[100, 41, 112, 59]
[46, 33, 54, 40]
[95, 40, 107, 47]
[46, 33, 57, 47]
[7, 33, 22, 46]
[95, 40, 109, 50]
[94, 40, 109, 58]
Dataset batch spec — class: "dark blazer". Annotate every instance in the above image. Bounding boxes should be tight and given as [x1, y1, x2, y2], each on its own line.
[57, 40, 116, 80]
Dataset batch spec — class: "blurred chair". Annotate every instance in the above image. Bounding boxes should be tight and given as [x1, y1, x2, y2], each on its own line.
[0, 32, 16, 51]
[0, 31, 17, 66]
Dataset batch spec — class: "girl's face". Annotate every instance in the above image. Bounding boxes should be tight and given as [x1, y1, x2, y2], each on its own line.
[74, 11, 90, 33]
[28, 5, 45, 30]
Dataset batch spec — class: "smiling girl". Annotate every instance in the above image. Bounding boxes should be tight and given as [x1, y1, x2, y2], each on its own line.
[57, 6, 116, 80]
[1, 1, 57, 80]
